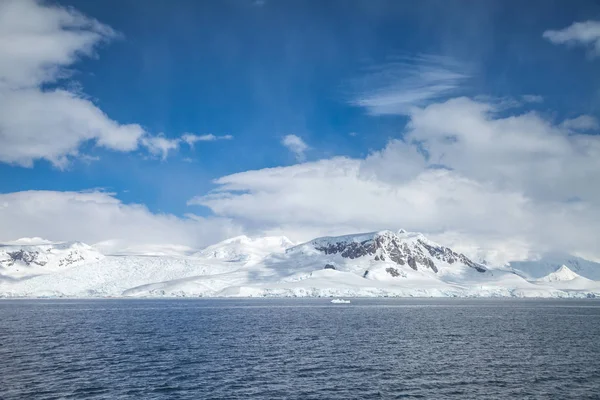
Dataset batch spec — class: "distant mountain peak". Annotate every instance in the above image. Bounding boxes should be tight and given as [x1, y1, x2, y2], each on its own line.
[537, 265, 582, 282]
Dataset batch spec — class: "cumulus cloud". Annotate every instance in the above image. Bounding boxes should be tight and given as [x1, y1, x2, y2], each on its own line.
[349, 54, 470, 115]
[543, 20, 600, 55]
[0, 0, 229, 168]
[0, 0, 148, 168]
[0, 89, 144, 168]
[0, 190, 242, 252]
[281, 134, 309, 161]
[0, 0, 117, 89]
[191, 97, 600, 262]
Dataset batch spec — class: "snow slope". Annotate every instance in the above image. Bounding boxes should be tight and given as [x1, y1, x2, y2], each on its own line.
[0, 231, 598, 298]
[194, 235, 293, 265]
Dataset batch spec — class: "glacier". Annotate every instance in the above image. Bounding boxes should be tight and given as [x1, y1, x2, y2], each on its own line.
[0, 230, 599, 298]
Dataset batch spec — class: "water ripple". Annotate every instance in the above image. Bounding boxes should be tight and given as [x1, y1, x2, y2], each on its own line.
[0, 298, 599, 399]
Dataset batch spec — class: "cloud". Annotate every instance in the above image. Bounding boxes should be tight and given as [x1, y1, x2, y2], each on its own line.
[0, 190, 242, 252]
[281, 134, 309, 161]
[375, 97, 600, 203]
[561, 115, 599, 132]
[192, 97, 600, 262]
[181, 133, 233, 147]
[349, 54, 470, 115]
[522, 95, 543, 103]
[0, 0, 147, 168]
[543, 20, 600, 55]
[0, 89, 144, 168]
[0, 0, 117, 90]
[139, 133, 234, 159]
[0, 0, 225, 168]
[140, 135, 181, 160]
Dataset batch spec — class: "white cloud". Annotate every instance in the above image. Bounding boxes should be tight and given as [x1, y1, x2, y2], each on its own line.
[0, 190, 242, 252]
[0, 0, 117, 90]
[140, 135, 181, 160]
[140, 133, 234, 159]
[543, 20, 600, 55]
[0, 0, 227, 168]
[191, 97, 600, 262]
[0, 0, 148, 168]
[281, 134, 309, 161]
[181, 133, 233, 147]
[349, 54, 470, 115]
[0, 88, 144, 168]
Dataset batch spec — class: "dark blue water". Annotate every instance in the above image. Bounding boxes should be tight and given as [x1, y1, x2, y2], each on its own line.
[1, 299, 599, 399]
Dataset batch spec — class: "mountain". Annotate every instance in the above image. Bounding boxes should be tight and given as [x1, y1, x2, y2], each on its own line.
[537, 265, 581, 282]
[0, 231, 598, 298]
[295, 230, 487, 274]
[0, 241, 103, 280]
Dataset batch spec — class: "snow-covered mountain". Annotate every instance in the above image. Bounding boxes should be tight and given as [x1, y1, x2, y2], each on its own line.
[295, 230, 487, 273]
[0, 231, 598, 298]
[0, 241, 103, 279]
[537, 265, 580, 282]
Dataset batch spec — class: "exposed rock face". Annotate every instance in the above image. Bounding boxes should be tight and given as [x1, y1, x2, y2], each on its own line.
[324, 264, 336, 270]
[4, 250, 47, 266]
[305, 230, 487, 274]
[0, 242, 103, 271]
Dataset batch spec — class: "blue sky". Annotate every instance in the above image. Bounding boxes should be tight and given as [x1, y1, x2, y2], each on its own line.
[1, 0, 599, 260]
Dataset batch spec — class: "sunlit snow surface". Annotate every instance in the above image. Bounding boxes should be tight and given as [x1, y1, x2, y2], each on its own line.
[0, 231, 599, 298]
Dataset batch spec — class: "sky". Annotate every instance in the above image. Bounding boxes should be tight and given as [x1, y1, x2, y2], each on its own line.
[0, 0, 599, 262]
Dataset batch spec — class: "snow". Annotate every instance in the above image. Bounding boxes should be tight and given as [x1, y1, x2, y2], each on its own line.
[0, 231, 599, 298]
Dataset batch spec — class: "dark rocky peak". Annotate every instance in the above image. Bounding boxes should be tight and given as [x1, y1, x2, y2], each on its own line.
[294, 230, 486, 274]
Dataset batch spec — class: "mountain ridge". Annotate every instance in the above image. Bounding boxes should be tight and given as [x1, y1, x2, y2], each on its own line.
[0, 230, 598, 298]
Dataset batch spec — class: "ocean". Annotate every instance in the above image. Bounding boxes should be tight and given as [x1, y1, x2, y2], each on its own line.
[1, 298, 599, 399]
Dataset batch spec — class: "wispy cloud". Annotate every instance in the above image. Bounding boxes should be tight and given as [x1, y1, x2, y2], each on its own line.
[560, 115, 599, 132]
[140, 135, 181, 160]
[543, 20, 600, 56]
[141, 133, 234, 159]
[349, 54, 470, 115]
[281, 135, 308, 161]
[181, 133, 233, 147]
[522, 95, 543, 103]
